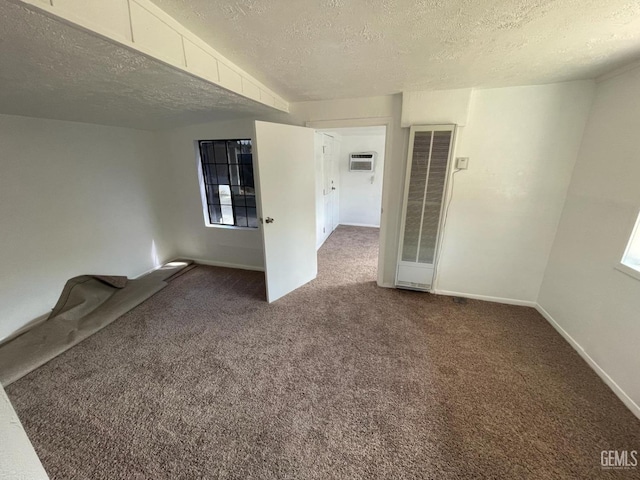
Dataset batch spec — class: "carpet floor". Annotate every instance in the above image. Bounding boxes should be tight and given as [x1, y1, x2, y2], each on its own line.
[7, 226, 640, 479]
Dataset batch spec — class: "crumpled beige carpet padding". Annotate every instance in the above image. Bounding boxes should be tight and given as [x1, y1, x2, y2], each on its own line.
[47, 275, 128, 321]
[7, 227, 640, 479]
[0, 262, 193, 386]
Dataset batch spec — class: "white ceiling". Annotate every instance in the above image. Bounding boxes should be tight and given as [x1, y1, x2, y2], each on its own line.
[152, 0, 640, 101]
[0, 1, 281, 130]
[2, 0, 640, 130]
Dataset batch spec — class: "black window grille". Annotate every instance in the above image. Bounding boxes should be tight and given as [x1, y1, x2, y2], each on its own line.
[198, 139, 258, 228]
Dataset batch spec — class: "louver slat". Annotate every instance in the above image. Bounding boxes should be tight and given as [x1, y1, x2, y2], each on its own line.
[418, 130, 452, 264]
[401, 131, 432, 262]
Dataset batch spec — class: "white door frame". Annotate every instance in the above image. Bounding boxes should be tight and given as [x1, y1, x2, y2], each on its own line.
[306, 117, 393, 288]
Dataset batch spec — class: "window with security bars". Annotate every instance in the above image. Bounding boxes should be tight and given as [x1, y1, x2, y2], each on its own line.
[198, 139, 258, 228]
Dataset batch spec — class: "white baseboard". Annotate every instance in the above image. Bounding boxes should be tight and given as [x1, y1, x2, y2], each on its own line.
[338, 222, 380, 228]
[132, 250, 195, 279]
[317, 237, 329, 251]
[187, 258, 265, 272]
[131, 259, 173, 280]
[433, 289, 537, 308]
[431, 289, 640, 419]
[535, 304, 640, 421]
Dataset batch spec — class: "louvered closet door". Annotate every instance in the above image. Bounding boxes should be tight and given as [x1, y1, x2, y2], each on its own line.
[397, 125, 455, 291]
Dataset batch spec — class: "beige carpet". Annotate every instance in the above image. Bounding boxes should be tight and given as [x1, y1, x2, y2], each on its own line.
[7, 226, 640, 479]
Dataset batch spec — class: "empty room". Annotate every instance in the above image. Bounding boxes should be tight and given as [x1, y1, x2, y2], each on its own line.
[1, 0, 639, 479]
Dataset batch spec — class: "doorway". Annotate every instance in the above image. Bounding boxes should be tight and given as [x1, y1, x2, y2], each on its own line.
[315, 126, 387, 251]
[252, 120, 390, 305]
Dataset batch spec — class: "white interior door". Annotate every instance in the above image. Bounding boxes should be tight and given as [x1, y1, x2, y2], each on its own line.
[254, 121, 317, 302]
[322, 134, 339, 234]
[314, 133, 326, 249]
[323, 192, 333, 239]
[330, 136, 341, 231]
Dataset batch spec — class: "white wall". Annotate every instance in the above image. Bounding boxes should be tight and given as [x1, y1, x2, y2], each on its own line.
[538, 68, 640, 413]
[337, 133, 385, 227]
[165, 112, 390, 270]
[0, 385, 48, 479]
[161, 118, 266, 270]
[0, 114, 175, 342]
[0, 84, 595, 335]
[292, 85, 594, 298]
[434, 82, 595, 303]
[401, 88, 472, 127]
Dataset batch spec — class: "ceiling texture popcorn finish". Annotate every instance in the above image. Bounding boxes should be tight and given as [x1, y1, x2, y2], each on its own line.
[0, 1, 281, 129]
[2, 0, 640, 128]
[152, 0, 640, 100]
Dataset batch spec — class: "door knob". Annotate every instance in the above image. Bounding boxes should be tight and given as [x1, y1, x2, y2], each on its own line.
[265, 217, 275, 224]
[331, 187, 336, 190]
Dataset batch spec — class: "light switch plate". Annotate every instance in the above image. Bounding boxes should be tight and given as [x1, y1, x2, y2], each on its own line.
[456, 157, 469, 170]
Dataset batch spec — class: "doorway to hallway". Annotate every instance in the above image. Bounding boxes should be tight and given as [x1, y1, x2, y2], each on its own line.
[314, 126, 387, 257]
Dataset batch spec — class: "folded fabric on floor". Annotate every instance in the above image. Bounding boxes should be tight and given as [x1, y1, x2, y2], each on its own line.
[0, 261, 194, 386]
[47, 275, 129, 321]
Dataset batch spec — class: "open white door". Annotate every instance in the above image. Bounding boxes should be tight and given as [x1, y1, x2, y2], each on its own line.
[254, 121, 317, 302]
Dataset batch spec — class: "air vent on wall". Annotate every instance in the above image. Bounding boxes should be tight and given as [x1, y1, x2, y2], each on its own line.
[396, 280, 431, 291]
[349, 152, 376, 172]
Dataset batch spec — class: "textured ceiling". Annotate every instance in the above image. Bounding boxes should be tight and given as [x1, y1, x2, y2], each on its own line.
[0, 1, 281, 130]
[152, 0, 640, 101]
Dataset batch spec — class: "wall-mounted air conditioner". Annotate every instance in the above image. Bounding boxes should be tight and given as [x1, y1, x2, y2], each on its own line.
[349, 152, 376, 172]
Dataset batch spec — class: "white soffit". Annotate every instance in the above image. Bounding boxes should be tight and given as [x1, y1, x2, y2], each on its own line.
[151, 0, 640, 101]
[25, 0, 289, 111]
[0, 1, 285, 130]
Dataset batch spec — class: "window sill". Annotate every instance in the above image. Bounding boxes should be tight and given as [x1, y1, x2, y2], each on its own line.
[615, 262, 640, 282]
[204, 224, 259, 231]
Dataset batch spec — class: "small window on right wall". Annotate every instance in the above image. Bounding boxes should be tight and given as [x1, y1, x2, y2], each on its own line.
[620, 211, 640, 279]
